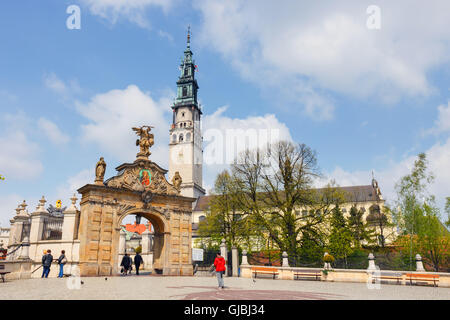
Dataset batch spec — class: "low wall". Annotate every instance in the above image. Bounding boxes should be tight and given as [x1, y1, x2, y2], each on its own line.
[240, 265, 450, 288]
[2, 260, 33, 280]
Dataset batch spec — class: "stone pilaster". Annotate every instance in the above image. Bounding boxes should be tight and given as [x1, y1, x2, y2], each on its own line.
[18, 236, 30, 260]
[62, 194, 79, 241]
[29, 197, 49, 243]
[220, 239, 228, 276]
[232, 246, 239, 277]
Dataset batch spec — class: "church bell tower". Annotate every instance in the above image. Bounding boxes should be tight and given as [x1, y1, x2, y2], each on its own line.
[169, 28, 205, 199]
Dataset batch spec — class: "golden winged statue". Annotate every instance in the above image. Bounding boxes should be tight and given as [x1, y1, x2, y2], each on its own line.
[132, 126, 155, 160]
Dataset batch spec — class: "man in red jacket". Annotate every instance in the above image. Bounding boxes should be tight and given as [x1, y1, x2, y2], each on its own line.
[214, 253, 226, 289]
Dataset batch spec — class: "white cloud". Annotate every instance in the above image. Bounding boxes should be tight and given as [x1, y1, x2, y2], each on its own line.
[0, 113, 43, 180]
[80, 0, 174, 28]
[43, 73, 81, 99]
[44, 73, 67, 94]
[37, 118, 70, 145]
[0, 194, 23, 228]
[55, 169, 92, 203]
[321, 137, 450, 218]
[76, 84, 173, 167]
[429, 100, 450, 135]
[202, 105, 293, 189]
[194, 0, 450, 117]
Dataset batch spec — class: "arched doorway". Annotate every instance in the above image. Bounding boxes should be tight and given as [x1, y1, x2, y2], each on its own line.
[117, 209, 169, 275]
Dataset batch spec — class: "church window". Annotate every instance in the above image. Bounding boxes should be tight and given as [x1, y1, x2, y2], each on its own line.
[182, 112, 185, 117]
[179, 134, 184, 142]
[172, 134, 177, 143]
[184, 68, 188, 76]
[199, 215, 206, 222]
[182, 86, 187, 97]
[186, 132, 191, 141]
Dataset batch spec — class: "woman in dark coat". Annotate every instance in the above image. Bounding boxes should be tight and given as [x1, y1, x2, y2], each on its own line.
[120, 253, 132, 276]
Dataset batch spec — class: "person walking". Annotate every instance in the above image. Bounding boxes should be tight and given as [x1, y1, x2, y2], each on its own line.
[134, 252, 143, 275]
[214, 252, 226, 289]
[120, 253, 132, 276]
[57, 250, 67, 278]
[41, 249, 53, 278]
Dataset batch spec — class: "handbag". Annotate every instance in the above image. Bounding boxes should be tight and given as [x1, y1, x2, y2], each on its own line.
[61, 257, 67, 264]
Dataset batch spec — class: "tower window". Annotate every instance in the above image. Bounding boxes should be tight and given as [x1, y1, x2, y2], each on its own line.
[186, 132, 191, 142]
[184, 68, 188, 76]
[172, 134, 177, 143]
[179, 134, 184, 142]
[182, 86, 187, 97]
[181, 112, 185, 117]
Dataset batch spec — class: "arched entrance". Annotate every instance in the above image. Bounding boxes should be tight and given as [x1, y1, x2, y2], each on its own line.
[117, 209, 169, 274]
[77, 158, 195, 277]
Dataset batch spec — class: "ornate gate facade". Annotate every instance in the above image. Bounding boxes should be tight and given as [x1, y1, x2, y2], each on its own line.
[77, 127, 195, 276]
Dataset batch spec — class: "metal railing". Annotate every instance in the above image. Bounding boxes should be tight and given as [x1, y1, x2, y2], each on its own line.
[41, 216, 63, 240]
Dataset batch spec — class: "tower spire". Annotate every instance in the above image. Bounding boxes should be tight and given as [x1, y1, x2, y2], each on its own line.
[187, 25, 191, 48]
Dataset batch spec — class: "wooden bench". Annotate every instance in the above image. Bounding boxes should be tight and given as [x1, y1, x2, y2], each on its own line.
[293, 270, 322, 281]
[251, 267, 279, 279]
[406, 273, 439, 287]
[371, 272, 403, 285]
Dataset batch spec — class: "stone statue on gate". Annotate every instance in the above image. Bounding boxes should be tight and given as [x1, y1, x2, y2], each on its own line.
[132, 126, 154, 160]
[95, 157, 106, 185]
[172, 171, 182, 192]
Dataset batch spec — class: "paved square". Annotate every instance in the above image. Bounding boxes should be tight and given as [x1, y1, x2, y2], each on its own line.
[1, 275, 449, 300]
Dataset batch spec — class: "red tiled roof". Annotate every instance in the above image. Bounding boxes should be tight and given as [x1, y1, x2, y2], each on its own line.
[123, 223, 152, 235]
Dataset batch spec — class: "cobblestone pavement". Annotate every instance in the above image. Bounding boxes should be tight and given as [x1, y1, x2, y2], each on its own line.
[1, 275, 449, 300]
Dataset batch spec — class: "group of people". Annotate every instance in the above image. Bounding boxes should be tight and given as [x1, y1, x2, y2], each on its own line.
[120, 252, 143, 276]
[39, 248, 227, 289]
[41, 249, 66, 278]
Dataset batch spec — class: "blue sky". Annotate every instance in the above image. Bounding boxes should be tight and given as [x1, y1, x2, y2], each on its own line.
[0, 0, 449, 226]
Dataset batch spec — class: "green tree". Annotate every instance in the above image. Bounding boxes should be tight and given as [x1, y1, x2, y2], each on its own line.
[197, 170, 261, 250]
[231, 141, 342, 265]
[348, 205, 375, 248]
[298, 227, 325, 266]
[327, 205, 353, 268]
[366, 205, 396, 248]
[0, 174, 4, 181]
[415, 202, 449, 272]
[445, 197, 450, 228]
[393, 153, 449, 271]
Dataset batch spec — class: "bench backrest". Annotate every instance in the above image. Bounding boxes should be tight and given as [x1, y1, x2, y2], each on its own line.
[406, 273, 439, 278]
[251, 267, 279, 272]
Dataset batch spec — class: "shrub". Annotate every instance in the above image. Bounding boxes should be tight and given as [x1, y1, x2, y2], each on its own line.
[323, 254, 335, 263]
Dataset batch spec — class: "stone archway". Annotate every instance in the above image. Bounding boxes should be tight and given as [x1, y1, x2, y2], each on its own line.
[117, 208, 169, 274]
[77, 158, 195, 277]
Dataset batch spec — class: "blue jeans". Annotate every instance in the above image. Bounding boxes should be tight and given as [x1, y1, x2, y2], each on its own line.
[42, 266, 50, 278]
[58, 264, 64, 278]
[216, 271, 224, 288]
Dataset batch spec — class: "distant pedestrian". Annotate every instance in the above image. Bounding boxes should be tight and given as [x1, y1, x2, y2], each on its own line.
[134, 253, 143, 275]
[214, 252, 226, 289]
[41, 249, 53, 278]
[57, 250, 67, 278]
[120, 253, 132, 276]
